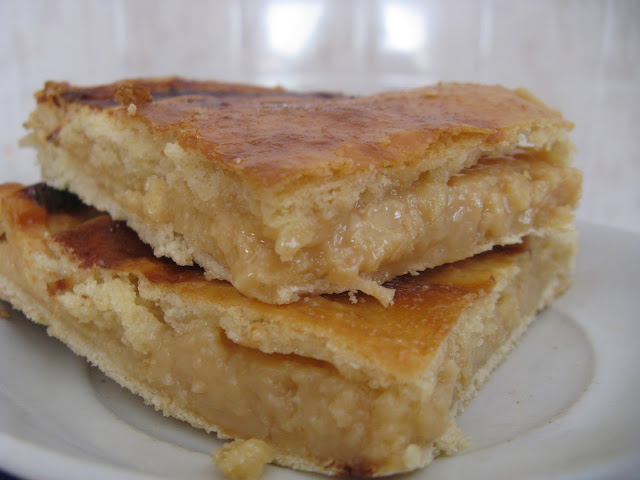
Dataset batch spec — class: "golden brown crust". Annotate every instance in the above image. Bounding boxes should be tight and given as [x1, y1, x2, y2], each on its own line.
[36, 77, 283, 107]
[35, 78, 572, 186]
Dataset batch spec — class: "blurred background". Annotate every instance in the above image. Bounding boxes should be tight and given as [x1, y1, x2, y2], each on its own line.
[1, 0, 638, 232]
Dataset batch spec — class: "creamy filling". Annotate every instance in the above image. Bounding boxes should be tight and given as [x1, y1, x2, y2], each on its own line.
[129, 151, 578, 304]
[296, 153, 579, 285]
[146, 326, 452, 473]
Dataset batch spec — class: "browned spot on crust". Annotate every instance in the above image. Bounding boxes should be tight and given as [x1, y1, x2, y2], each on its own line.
[331, 459, 377, 478]
[53, 215, 154, 269]
[114, 84, 153, 107]
[47, 278, 72, 296]
[11, 196, 47, 227]
[46, 127, 61, 145]
[386, 273, 473, 297]
[41, 77, 344, 109]
[21, 183, 87, 215]
[10, 184, 96, 231]
[52, 213, 206, 284]
[142, 263, 205, 284]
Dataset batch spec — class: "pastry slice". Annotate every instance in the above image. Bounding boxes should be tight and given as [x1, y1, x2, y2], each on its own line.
[0, 183, 577, 477]
[23, 79, 581, 304]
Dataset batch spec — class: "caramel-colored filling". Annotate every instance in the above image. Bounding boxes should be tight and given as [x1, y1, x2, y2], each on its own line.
[128, 150, 578, 304]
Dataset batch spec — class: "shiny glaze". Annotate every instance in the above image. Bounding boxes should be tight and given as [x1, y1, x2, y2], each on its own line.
[36, 78, 571, 186]
[53, 214, 205, 283]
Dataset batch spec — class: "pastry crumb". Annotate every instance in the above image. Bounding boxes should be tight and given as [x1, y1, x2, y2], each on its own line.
[212, 439, 275, 480]
[348, 291, 358, 304]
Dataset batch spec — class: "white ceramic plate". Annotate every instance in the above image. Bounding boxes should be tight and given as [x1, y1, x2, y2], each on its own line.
[1, 221, 639, 480]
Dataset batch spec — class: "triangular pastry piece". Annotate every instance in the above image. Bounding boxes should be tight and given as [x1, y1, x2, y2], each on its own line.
[23, 79, 581, 304]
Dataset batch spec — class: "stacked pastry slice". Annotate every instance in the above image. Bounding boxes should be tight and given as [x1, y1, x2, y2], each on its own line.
[0, 79, 581, 477]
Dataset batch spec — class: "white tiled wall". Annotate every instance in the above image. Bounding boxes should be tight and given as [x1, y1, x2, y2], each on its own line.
[2, 0, 638, 231]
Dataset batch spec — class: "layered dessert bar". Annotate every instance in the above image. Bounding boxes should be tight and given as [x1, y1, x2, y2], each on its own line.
[23, 79, 581, 304]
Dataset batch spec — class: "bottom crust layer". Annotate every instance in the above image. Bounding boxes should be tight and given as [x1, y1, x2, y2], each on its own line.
[0, 183, 577, 477]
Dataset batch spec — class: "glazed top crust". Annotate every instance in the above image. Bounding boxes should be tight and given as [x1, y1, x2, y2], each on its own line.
[35, 78, 572, 187]
[0, 183, 527, 383]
